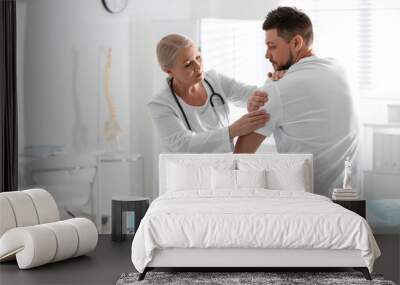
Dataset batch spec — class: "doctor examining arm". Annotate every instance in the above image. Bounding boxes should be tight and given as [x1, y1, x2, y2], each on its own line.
[234, 7, 360, 197]
[148, 34, 270, 153]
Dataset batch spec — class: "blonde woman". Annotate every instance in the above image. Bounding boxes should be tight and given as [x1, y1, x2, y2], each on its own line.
[148, 34, 269, 153]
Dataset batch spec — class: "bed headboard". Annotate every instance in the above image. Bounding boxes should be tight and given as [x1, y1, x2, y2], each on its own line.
[159, 153, 313, 195]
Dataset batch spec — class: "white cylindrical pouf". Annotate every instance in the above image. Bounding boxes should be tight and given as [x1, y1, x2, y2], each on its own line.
[65, 218, 98, 257]
[42, 221, 79, 262]
[0, 196, 17, 237]
[24, 189, 60, 223]
[0, 226, 57, 269]
[1, 192, 39, 227]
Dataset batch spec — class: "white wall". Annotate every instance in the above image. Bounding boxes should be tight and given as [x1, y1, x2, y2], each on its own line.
[18, 0, 131, 154]
[17, 0, 279, 199]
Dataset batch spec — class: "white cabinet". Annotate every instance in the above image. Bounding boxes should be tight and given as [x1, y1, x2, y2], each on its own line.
[98, 153, 144, 219]
[362, 123, 400, 235]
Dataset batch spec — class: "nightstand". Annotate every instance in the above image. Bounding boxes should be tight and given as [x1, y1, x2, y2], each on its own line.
[111, 196, 150, 242]
[332, 199, 366, 218]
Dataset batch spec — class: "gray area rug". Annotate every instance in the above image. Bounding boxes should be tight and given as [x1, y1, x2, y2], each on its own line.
[116, 271, 396, 285]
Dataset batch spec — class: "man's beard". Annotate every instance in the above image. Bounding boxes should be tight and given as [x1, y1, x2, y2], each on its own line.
[277, 52, 294, 71]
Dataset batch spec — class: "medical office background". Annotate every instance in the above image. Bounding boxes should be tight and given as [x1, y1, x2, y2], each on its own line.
[16, 0, 399, 240]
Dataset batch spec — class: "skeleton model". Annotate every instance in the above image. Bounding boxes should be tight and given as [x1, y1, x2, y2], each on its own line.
[342, 157, 352, 190]
[103, 48, 122, 145]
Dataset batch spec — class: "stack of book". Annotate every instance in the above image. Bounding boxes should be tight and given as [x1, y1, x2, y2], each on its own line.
[332, 188, 359, 200]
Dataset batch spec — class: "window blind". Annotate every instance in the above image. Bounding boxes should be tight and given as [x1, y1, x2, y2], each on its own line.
[280, 0, 400, 100]
[200, 18, 270, 121]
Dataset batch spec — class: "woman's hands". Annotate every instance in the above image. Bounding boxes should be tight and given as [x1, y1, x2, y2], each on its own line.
[248, 91, 268, 112]
[228, 110, 270, 139]
[237, 70, 285, 139]
[247, 70, 287, 112]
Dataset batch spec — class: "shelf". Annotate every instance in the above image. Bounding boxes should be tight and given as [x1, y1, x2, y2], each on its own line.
[364, 122, 400, 128]
[98, 153, 142, 163]
[364, 170, 400, 176]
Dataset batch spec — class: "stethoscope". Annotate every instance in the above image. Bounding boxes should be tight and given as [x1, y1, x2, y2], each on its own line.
[169, 77, 229, 131]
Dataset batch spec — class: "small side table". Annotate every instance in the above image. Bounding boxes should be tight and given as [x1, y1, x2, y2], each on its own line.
[332, 199, 366, 218]
[112, 196, 150, 242]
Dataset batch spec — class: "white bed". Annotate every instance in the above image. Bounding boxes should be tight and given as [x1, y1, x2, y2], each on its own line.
[131, 153, 380, 280]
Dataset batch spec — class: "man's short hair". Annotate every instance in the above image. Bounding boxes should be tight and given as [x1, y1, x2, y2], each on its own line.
[262, 7, 313, 45]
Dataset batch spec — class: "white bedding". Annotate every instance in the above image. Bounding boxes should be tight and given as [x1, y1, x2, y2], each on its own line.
[131, 190, 380, 273]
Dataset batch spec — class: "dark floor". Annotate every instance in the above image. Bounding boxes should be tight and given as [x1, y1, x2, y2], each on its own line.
[1, 234, 398, 285]
[0, 235, 134, 285]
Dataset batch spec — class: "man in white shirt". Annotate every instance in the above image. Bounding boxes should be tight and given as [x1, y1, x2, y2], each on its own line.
[236, 7, 360, 197]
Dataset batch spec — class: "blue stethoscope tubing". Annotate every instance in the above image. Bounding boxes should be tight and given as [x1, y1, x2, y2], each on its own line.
[169, 77, 228, 131]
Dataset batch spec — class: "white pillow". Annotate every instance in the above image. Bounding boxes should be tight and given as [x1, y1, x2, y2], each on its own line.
[211, 168, 236, 190]
[166, 159, 236, 192]
[267, 168, 305, 191]
[237, 158, 310, 192]
[236, 169, 267, 189]
[167, 162, 211, 191]
[211, 169, 268, 190]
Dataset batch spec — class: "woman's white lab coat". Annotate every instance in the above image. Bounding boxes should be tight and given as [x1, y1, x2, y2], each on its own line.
[148, 70, 255, 153]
